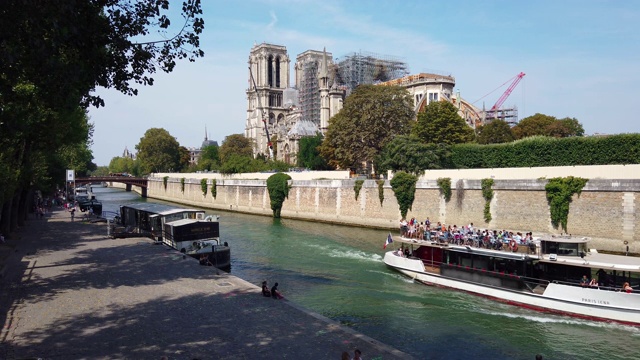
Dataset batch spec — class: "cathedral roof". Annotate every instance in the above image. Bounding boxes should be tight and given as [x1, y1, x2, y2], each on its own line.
[287, 119, 318, 137]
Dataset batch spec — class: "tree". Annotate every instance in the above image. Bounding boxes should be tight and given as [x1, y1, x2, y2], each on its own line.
[178, 146, 191, 172]
[297, 133, 332, 170]
[219, 134, 254, 164]
[198, 144, 220, 171]
[512, 113, 557, 139]
[0, 0, 204, 234]
[476, 119, 515, 144]
[135, 128, 181, 174]
[513, 114, 585, 139]
[319, 85, 414, 171]
[376, 136, 451, 175]
[411, 101, 474, 145]
[558, 117, 585, 137]
[109, 156, 136, 174]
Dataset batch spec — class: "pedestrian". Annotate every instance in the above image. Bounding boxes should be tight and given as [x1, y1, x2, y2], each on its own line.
[353, 349, 363, 360]
[271, 282, 284, 299]
[70, 207, 75, 222]
[341, 351, 350, 360]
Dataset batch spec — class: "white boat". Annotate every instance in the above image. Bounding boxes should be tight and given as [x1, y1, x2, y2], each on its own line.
[384, 234, 640, 325]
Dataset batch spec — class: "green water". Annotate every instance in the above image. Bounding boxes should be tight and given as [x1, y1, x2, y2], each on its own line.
[95, 187, 640, 359]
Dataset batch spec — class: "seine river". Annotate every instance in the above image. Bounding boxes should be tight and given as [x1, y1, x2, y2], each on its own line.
[94, 186, 640, 360]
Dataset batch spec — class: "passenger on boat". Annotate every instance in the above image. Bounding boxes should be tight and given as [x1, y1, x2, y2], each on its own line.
[399, 218, 408, 237]
[261, 281, 271, 297]
[271, 282, 284, 299]
[580, 275, 589, 286]
[623, 282, 633, 293]
[589, 278, 598, 287]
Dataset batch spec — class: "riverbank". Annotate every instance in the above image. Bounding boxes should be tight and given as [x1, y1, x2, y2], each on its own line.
[0, 209, 412, 359]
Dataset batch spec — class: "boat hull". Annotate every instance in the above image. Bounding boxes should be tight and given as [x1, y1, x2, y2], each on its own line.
[384, 252, 640, 326]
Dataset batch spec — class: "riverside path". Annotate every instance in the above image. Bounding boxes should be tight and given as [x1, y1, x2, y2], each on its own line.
[0, 208, 411, 359]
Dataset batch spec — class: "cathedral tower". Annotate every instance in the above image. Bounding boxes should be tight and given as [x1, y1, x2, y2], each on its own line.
[246, 43, 290, 157]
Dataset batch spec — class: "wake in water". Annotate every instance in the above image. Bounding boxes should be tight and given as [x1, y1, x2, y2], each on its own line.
[305, 243, 382, 262]
[484, 309, 640, 334]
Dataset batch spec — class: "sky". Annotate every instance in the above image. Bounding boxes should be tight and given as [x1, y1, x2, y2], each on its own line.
[88, 0, 640, 166]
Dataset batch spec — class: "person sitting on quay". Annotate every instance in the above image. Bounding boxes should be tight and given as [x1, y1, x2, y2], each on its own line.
[271, 282, 284, 299]
[261, 281, 271, 297]
[623, 282, 633, 293]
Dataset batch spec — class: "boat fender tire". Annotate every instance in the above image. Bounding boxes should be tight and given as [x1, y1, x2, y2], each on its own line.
[224, 242, 228, 247]
[180, 248, 186, 253]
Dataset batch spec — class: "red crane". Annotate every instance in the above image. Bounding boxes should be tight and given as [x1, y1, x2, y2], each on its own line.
[490, 72, 525, 114]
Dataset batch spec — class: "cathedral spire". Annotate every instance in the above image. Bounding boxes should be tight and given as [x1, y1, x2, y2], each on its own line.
[204, 125, 208, 141]
[318, 47, 328, 80]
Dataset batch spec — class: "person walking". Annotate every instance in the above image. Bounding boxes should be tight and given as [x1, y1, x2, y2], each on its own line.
[70, 207, 75, 222]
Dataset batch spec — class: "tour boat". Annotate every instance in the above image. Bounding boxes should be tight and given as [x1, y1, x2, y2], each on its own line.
[116, 203, 230, 269]
[383, 234, 640, 325]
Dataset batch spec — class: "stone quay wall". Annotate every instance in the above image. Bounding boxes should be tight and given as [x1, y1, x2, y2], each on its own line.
[111, 165, 640, 253]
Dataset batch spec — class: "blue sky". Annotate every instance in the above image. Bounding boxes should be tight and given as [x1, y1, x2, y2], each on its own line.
[89, 0, 639, 166]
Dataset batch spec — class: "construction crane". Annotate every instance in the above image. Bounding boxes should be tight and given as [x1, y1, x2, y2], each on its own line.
[248, 66, 274, 159]
[489, 72, 525, 118]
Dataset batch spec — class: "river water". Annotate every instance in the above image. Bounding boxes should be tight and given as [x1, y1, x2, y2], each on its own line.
[94, 186, 640, 359]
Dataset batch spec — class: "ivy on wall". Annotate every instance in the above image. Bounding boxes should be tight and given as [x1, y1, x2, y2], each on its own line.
[545, 176, 588, 232]
[200, 178, 208, 196]
[390, 171, 417, 219]
[437, 177, 452, 202]
[163, 176, 168, 190]
[211, 179, 217, 199]
[354, 180, 364, 201]
[481, 178, 494, 223]
[377, 180, 385, 206]
[456, 179, 465, 208]
[266, 173, 292, 218]
[180, 177, 185, 193]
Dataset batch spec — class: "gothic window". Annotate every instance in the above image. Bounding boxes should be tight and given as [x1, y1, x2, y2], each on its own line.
[269, 112, 275, 124]
[269, 91, 283, 107]
[268, 55, 274, 87]
[277, 113, 284, 124]
[275, 56, 281, 88]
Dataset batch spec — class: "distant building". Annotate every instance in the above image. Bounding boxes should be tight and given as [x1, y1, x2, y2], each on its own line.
[122, 146, 136, 160]
[188, 127, 219, 165]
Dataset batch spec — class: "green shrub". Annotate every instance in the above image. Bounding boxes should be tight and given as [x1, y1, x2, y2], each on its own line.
[377, 179, 385, 206]
[211, 179, 217, 199]
[390, 172, 417, 219]
[180, 177, 185, 193]
[437, 177, 452, 202]
[545, 176, 588, 232]
[481, 178, 494, 222]
[200, 178, 208, 196]
[354, 179, 364, 201]
[266, 173, 292, 218]
[163, 176, 168, 190]
[450, 134, 640, 169]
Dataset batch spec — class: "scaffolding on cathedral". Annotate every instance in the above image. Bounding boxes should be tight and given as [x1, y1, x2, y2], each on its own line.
[334, 51, 409, 93]
[299, 60, 321, 123]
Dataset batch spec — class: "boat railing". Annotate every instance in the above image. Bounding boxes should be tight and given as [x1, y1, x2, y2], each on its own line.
[549, 279, 633, 293]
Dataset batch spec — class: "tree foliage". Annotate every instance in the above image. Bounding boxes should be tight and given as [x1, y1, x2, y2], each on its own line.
[476, 119, 515, 144]
[219, 134, 253, 163]
[376, 136, 451, 175]
[512, 113, 584, 139]
[0, 0, 204, 235]
[297, 134, 331, 170]
[136, 128, 181, 173]
[198, 144, 220, 171]
[412, 101, 474, 145]
[390, 171, 417, 219]
[319, 85, 414, 171]
[545, 177, 588, 232]
[266, 173, 292, 218]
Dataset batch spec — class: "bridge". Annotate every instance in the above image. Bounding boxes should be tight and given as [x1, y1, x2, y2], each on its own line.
[76, 176, 149, 197]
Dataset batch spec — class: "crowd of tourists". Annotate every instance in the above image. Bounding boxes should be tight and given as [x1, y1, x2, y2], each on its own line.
[399, 217, 536, 252]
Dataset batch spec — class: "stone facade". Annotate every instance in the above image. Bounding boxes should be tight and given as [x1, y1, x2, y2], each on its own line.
[134, 174, 640, 254]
